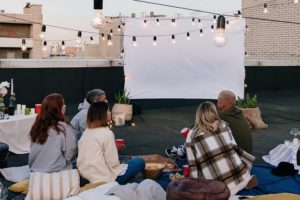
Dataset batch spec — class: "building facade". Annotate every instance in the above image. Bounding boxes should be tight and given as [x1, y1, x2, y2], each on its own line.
[243, 0, 300, 66]
[0, 4, 43, 59]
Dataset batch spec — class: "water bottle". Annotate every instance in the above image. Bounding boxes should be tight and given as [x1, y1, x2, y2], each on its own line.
[0, 181, 8, 200]
[0, 97, 5, 120]
[8, 93, 16, 116]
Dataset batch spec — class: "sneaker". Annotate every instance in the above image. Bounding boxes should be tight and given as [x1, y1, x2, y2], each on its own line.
[175, 145, 187, 161]
[165, 146, 178, 158]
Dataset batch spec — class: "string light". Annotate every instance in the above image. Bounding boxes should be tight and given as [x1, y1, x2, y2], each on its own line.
[245, 51, 248, 57]
[213, 15, 217, 24]
[156, 18, 160, 26]
[153, 36, 157, 46]
[118, 25, 121, 32]
[40, 25, 46, 39]
[21, 39, 27, 51]
[90, 36, 94, 44]
[171, 19, 176, 26]
[211, 25, 214, 32]
[245, 24, 249, 32]
[110, 29, 113, 36]
[42, 41, 47, 51]
[76, 31, 82, 45]
[200, 29, 204, 37]
[226, 20, 230, 25]
[186, 32, 190, 41]
[133, 36, 137, 47]
[61, 41, 65, 50]
[143, 19, 147, 27]
[121, 49, 124, 57]
[213, 15, 227, 47]
[171, 35, 176, 44]
[198, 19, 201, 25]
[101, 33, 106, 41]
[107, 35, 113, 46]
[263, 3, 268, 13]
[192, 18, 195, 25]
[294, 0, 299, 3]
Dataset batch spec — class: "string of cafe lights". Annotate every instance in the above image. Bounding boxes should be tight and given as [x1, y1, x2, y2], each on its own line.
[1, 0, 299, 52]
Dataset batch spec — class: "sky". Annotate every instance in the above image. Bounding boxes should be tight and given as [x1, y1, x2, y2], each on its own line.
[0, 0, 241, 44]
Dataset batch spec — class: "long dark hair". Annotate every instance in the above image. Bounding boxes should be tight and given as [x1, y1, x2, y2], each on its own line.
[86, 102, 108, 128]
[29, 93, 69, 144]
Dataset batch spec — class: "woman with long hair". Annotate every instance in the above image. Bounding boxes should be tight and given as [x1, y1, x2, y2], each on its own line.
[29, 93, 77, 173]
[77, 102, 144, 184]
[186, 101, 255, 195]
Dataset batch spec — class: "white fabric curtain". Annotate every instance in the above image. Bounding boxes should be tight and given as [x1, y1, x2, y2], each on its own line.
[124, 17, 245, 99]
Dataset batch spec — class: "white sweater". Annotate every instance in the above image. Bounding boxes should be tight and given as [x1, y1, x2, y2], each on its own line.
[77, 127, 123, 183]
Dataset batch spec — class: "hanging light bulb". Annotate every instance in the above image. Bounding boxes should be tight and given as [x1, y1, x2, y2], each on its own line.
[226, 20, 230, 25]
[120, 49, 124, 58]
[211, 25, 214, 33]
[213, 15, 217, 24]
[171, 19, 176, 26]
[61, 41, 65, 50]
[237, 10, 242, 17]
[107, 35, 113, 46]
[90, 36, 94, 44]
[263, 3, 268, 13]
[21, 39, 27, 51]
[101, 33, 106, 41]
[133, 36, 137, 47]
[143, 19, 147, 27]
[110, 29, 113, 36]
[76, 31, 82, 45]
[156, 18, 160, 26]
[171, 35, 176, 44]
[118, 25, 121, 32]
[245, 25, 249, 32]
[186, 32, 190, 41]
[198, 19, 201, 26]
[200, 29, 204, 37]
[39, 25, 46, 39]
[213, 15, 227, 47]
[245, 51, 248, 57]
[192, 18, 195, 25]
[91, 0, 104, 28]
[294, 0, 299, 3]
[42, 41, 47, 51]
[153, 36, 157, 46]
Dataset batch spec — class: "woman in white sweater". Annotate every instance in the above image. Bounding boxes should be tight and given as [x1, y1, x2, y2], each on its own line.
[77, 102, 144, 184]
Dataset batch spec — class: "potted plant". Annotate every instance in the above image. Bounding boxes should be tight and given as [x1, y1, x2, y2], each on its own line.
[112, 90, 133, 122]
[236, 94, 268, 129]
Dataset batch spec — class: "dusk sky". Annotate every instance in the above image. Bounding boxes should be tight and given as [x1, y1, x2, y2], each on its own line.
[1, 0, 241, 44]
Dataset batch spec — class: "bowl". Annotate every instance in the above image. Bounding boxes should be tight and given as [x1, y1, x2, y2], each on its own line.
[144, 163, 165, 179]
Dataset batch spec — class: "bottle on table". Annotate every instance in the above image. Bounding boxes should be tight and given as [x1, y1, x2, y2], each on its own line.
[0, 97, 5, 120]
[8, 93, 16, 116]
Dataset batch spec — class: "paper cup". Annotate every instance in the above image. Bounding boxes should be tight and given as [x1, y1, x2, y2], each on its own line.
[116, 139, 125, 146]
[181, 128, 190, 138]
[183, 165, 190, 177]
[30, 108, 35, 115]
[35, 104, 42, 114]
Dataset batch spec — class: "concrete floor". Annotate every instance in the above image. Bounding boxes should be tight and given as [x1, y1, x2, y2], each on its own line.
[2, 89, 300, 199]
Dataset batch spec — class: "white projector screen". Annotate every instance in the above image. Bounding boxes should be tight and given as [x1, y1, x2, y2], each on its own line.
[124, 17, 245, 99]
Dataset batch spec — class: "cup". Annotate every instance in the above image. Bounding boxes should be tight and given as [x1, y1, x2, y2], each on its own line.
[25, 108, 30, 115]
[16, 104, 21, 115]
[21, 105, 26, 115]
[35, 104, 41, 114]
[30, 108, 35, 115]
[183, 165, 190, 177]
[116, 139, 125, 146]
[181, 128, 190, 138]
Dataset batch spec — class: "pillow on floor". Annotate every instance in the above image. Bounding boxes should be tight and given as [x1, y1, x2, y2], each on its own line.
[8, 179, 29, 195]
[26, 169, 80, 200]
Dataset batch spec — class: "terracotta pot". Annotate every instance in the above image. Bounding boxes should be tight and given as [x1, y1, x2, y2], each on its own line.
[112, 103, 133, 122]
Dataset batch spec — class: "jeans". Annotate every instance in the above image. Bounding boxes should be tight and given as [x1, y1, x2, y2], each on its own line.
[116, 157, 145, 185]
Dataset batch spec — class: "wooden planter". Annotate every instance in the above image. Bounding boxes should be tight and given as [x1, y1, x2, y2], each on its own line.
[112, 103, 133, 122]
[239, 107, 268, 129]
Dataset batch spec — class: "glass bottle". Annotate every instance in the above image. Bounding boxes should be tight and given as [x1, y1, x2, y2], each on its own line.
[8, 93, 16, 116]
[0, 97, 5, 120]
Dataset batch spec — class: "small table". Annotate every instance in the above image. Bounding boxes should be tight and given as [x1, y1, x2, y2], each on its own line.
[0, 114, 36, 154]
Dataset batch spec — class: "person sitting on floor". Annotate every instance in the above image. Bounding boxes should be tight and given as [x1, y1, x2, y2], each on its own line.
[186, 101, 255, 195]
[77, 102, 145, 185]
[165, 90, 253, 160]
[28, 93, 77, 173]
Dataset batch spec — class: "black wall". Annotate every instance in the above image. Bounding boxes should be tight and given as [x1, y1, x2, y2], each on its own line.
[0, 67, 124, 115]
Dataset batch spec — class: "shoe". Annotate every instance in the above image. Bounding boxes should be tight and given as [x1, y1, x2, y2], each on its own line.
[174, 152, 187, 161]
[165, 146, 178, 158]
[175, 145, 187, 161]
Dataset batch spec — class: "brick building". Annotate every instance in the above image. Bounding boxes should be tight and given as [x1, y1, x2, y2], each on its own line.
[0, 3, 43, 59]
[243, 0, 300, 66]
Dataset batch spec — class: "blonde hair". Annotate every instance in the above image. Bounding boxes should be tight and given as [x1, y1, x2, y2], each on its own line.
[193, 101, 221, 134]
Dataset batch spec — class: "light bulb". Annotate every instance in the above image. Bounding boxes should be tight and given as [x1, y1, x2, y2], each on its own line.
[213, 15, 217, 24]
[110, 29, 113, 36]
[91, 10, 105, 29]
[39, 32, 45, 39]
[171, 19, 176, 26]
[21, 45, 27, 51]
[263, 4, 268, 13]
[211, 25, 214, 33]
[143, 19, 147, 27]
[198, 19, 201, 26]
[120, 49, 124, 58]
[192, 18, 195, 26]
[200, 29, 204, 37]
[171, 35, 176, 44]
[61, 45, 65, 50]
[153, 36, 157, 46]
[133, 36, 137, 47]
[186, 32, 190, 41]
[42, 46, 47, 51]
[101, 33, 106, 41]
[118, 25, 121, 32]
[294, 0, 299, 3]
[156, 18, 160, 26]
[76, 38, 81, 45]
[107, 40, 113, 46]
[213, 30, 227, 47]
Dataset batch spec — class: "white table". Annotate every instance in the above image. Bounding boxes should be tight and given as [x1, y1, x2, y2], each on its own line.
[0, 114, 36, 154]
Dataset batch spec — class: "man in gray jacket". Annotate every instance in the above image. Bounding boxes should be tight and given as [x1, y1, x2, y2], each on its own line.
[71, 89, 109, 141]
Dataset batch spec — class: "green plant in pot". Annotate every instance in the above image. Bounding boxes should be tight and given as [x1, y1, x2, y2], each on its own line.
[112, 90, 133, 123]
[236, 94, 267, 129]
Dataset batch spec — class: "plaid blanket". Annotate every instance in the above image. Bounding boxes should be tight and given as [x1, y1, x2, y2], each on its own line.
[186, 121, 255, 193]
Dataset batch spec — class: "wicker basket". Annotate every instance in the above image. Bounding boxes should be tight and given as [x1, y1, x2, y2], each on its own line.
[144, 163, 165, 179]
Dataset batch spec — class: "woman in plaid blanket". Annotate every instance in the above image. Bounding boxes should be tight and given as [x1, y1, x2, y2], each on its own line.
[186, 101, 256, 195]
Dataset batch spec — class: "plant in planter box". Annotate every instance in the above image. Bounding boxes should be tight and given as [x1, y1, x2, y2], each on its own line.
[236, 94, 267, 129]
[112, 90, 133, 123]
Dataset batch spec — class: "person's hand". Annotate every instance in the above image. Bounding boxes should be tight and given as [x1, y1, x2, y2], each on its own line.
[116, 142, 126, 151]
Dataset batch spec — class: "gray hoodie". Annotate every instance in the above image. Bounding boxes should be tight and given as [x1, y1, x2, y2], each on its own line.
[71, 99, 90, 141]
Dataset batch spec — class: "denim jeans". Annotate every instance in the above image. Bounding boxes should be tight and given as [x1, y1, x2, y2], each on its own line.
[116, 157, 145, 185]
